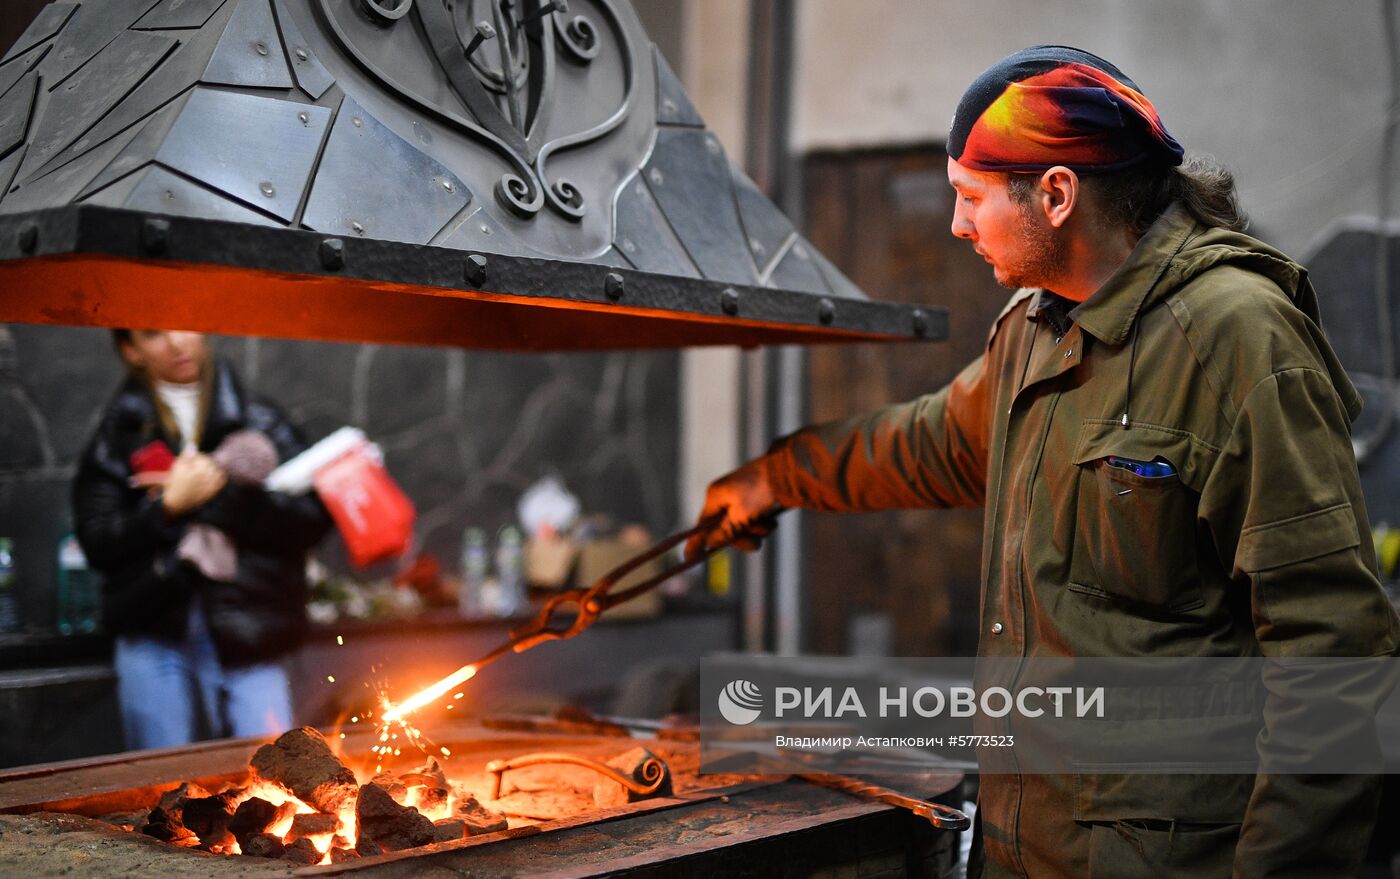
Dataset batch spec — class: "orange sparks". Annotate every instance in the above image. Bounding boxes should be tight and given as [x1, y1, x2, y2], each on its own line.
[380, 664, 477, 722]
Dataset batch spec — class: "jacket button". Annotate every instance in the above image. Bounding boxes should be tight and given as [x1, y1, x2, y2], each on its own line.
[991, 622, 1004, 635]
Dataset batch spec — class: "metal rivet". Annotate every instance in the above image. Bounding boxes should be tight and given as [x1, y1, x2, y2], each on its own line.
[141, 217, 170, 255]
[480, 225, 493, 236]
[911, 308, 928, 338]
[294, 46, 309, 61]
[604, 272, 624, 301]
[620, 238, 636, 253]
[749, 237, 764, 254]
[352, 116, 363, 127]
[463, 253, 488, 285]
[17, 224, 37, 254]
[259, 181, 275, 197]
[991, 622, 1004, 635]
[255, 41, 269, 55]
[442, 179, 454, 192]
[818, 298, 835, 325]
[350, 221, 364, 235]
[297, 111, 309, 125]
[1064, 349, 1073, 358]
[649, 169, 663, 185]
[662, 98, 677, 114]
[319, 237, 345, 270]
[720, 287, 740, 316]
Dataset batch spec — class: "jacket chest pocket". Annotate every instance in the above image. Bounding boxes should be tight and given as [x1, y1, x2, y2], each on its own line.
[1069, 421, 1206, 613]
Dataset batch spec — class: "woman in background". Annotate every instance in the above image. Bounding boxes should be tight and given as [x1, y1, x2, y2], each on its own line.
[72, 330, 331, 749]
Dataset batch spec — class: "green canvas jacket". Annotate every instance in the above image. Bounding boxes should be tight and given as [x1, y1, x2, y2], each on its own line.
[765, 203, 1400, 877]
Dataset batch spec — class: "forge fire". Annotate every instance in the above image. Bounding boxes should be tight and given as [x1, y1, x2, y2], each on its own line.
[132, 726, 663, 866]
[140, 727, 505, 864]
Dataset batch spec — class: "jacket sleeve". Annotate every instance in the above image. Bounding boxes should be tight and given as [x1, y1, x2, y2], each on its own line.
[764, 352, 992, 512]
[71, 434, 185, 574]
[72, 432, 192, 625]
[194, 402, 333, 557]
[1198, 366, 1400, 878]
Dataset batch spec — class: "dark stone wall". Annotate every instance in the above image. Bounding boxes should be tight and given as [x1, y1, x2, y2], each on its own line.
[0, 323, 680, 633]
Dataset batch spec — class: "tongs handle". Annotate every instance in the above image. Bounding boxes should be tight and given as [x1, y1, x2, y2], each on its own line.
[506, 508, 782, 655]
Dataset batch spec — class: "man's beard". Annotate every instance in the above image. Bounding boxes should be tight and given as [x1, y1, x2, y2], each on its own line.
[995, 209, 1068, 290]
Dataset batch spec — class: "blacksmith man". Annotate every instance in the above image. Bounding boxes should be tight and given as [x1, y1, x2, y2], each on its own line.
[691, 45, 1400, 876]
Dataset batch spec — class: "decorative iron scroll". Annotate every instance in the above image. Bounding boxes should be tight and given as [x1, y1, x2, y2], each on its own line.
[320, 0, 635, 221]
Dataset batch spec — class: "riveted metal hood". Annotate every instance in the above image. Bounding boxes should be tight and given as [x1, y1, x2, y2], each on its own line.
[0, 0, 944, 349]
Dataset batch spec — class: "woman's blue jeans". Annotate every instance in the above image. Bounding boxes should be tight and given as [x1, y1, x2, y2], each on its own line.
[113, 599, 293, 749]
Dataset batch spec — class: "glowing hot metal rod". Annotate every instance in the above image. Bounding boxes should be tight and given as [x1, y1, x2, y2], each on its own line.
[379, 510, 780, 723]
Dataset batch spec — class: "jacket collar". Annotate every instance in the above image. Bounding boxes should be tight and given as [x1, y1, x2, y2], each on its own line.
[1028, 202, 1201, 346]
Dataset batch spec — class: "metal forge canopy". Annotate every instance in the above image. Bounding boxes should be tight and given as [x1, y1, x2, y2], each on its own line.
[0, 0, 946, 350]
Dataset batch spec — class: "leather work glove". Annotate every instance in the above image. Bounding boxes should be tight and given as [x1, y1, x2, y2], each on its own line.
[686, 455, 783, 559]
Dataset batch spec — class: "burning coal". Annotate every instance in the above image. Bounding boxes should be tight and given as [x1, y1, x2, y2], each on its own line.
[139, 727, 507, 865]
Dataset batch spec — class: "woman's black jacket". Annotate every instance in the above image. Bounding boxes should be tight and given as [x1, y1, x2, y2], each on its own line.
[72, 359, 332, 666]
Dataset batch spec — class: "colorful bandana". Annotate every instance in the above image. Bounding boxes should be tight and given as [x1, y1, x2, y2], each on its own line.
[948, 46, 1184, 173]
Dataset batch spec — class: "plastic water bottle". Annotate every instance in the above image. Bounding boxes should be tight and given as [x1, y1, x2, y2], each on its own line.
[458, 527, 489, 618]
[0, 538, 18, 634]
[57, 533, 100, 635]
[494, 525, 528, 617]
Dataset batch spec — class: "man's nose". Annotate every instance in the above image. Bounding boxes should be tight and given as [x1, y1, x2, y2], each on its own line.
[950, 202, 974, 240]
[950, 214, 974, 240]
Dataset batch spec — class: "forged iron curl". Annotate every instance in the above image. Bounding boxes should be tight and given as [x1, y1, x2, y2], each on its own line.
[485, 751, 669, 800]
[557, 14, 599, 63]
[496, 172, 545, 218]
[532, 1, 635, 220]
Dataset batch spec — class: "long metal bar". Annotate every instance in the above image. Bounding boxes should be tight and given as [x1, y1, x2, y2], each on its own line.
[797, 773, 971, 832]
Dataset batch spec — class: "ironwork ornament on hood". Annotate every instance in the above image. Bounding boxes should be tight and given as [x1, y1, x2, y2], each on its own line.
[0, 0, 944, 349]
[324, 0, 634, 223]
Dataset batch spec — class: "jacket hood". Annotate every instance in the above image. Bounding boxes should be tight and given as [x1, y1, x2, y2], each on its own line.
[1160, 223, 1316, 323]
[1071, 202, 1362, 423]
[1160, 216, 1362, 423]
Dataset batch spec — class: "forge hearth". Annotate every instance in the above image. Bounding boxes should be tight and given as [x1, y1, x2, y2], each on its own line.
[0, 720, 964, 877]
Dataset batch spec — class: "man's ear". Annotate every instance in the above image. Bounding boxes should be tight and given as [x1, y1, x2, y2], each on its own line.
[1039, 165, 1078, 229]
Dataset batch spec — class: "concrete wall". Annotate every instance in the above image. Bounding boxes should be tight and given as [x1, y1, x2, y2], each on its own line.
[789, 0, 1390, 257]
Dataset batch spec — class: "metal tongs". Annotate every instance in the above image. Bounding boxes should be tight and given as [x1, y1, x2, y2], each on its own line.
[467, 509, 781, 672]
